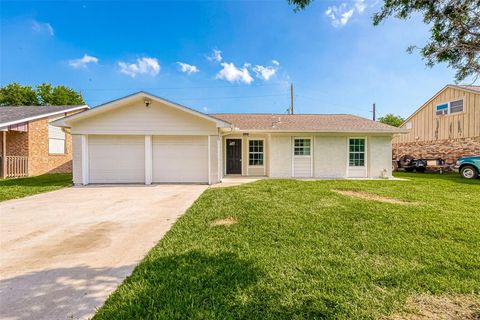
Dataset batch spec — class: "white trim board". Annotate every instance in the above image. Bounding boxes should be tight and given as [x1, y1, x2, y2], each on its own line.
[0, 106, 88, 128]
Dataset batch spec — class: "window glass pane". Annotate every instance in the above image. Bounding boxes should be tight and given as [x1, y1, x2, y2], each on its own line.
[436, 103, 448, 115]
[294, 139, 311, 156]
[249, 140, 264, 166]
[349, 138, 365, 167]
[450, 99, 463, 113]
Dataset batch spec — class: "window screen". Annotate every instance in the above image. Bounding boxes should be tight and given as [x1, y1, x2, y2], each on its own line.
[349, 138, 365, 167]
[436, 103, 448, 116]
[450, 99, 463, 113]
[249, 140, 264, 166]
[294, 139, 311, 156]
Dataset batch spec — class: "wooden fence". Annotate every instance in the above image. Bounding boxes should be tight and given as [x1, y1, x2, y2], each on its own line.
[1, 156, 28, 178]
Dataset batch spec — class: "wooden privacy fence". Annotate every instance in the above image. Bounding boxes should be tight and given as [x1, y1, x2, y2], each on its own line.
[1, 156, 28, 178]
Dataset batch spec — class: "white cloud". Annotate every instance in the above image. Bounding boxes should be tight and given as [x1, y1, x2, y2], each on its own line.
[253, 65, 277, 81]
[208, 49, 223, 63]
[216, 62, 253, 84]
[68, 54, 99, 68]
[177, 62, 199, 75]
[325, 0, 366, 27]
[272, 60, 280, 66]
[31, 21, 54, 36]
[118, 57, 160, 77]
[355, 0, 366, 13]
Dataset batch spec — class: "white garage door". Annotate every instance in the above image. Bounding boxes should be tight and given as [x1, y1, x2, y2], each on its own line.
[153, 136, 208, 183]
[89, 135, 145, 183]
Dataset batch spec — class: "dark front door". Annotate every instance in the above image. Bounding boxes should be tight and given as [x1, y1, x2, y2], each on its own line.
[226, 139, 242, 174]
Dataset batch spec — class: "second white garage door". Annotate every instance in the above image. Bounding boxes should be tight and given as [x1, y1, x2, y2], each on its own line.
[89, 135, 145, 183]
[153, 136, 208, 183]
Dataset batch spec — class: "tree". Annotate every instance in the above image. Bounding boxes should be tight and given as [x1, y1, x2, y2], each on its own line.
[378, 113, 404, 127]
[0, 83, 39, 106]
[0, 83, 85, 106]
[37, 83, 85, 105]
[288, 0, 480, 82]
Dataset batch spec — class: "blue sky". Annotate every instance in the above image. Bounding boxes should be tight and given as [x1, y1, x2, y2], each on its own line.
[0, 0, 464, 118]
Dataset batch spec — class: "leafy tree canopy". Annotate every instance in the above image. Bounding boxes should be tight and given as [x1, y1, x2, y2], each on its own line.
[288, 0, 480, 82]
[378, 113, 405, 127]
[0, 82, 85, 106]
[0, 83, 39, 106]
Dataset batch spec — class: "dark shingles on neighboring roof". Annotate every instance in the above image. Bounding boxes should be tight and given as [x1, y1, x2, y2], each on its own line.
[0, 106, 86, 126]
[210, 113, 403, 133]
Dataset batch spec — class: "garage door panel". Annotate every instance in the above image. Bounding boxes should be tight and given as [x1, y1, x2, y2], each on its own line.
[89, 135, 145, 183]
[153, 136, 208, 183]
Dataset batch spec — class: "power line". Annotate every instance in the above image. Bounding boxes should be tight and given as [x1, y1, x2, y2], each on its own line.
[79, 83, 285, 92]
[295, 95, 369, 113]
[84, 93, 289, 103]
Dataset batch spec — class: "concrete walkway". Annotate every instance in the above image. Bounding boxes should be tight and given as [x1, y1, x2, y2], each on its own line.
[0, 184, 207, 320]
[210, 176, 263, 188]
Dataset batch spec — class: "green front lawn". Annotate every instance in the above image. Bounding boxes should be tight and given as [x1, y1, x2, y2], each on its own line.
[0, 173, 72, 202]
[95, 173, 480, 319]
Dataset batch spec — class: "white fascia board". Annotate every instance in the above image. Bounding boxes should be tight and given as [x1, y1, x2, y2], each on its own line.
[1, 106, 89, 128]
[54, 92, 231, 128]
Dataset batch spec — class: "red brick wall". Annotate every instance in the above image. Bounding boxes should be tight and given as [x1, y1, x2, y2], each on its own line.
[27, 118, 73, 176]
[393, 137, 480, 164]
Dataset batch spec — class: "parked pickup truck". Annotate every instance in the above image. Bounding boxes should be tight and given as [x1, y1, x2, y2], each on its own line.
[456, 156, 480, 179]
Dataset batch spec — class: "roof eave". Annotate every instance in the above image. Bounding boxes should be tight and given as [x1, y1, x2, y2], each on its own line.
[401, 84, 480, 126]
[55, 92, 231, 128]
[231, 128, 406, 134]
[0, 105, 89, 128]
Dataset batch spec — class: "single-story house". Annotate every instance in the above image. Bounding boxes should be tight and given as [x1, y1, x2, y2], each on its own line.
[53, 92, 404, 185]
[0, 105, 88, 178]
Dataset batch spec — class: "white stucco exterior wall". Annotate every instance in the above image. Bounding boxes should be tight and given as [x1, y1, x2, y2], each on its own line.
[269, 135, 292, 178]
[368, 136, 392, 178]
[314, 136, 347, 178]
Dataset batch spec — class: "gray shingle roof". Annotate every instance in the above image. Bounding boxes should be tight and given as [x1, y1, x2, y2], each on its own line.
[211, 113, 404, 133]
[0, 105, 87, 127]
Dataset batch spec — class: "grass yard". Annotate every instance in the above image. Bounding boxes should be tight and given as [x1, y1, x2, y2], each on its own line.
[0, 173, 72, 202]
[95, 173, 480, 319]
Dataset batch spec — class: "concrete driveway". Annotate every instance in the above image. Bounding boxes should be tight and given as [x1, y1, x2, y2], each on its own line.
[0, 184, 207, 320]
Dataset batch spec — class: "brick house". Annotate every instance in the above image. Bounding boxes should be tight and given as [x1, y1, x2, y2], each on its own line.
[0, 105, 88, 178]
[393, 85, 480, 163]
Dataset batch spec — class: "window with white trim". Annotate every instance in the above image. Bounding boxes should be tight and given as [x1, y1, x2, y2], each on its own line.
[48, 122, 66, 154]
[449, 99, 463, 113]
[435, 99, 464, 116]
[349, 138, 365, 167]
[294, 138, 311, 156]
[436, 103, 448, 116]
[248, 140, 264, 166]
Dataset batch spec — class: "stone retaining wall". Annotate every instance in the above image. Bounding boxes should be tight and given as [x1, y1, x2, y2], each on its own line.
[393, 137, 480, 164]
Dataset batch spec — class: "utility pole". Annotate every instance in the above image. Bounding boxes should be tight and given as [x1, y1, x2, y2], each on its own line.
[372, 103, 376, 121]
[290, 83, 294, 114]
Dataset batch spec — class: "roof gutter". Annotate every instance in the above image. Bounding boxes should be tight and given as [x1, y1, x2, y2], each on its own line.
[0, 105, 89, 129]
[229, 128, 407, 134]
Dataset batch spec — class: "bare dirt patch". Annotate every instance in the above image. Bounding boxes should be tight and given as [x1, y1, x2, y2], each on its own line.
[332, 189, 416, 205]
[388, 295, 480, 320]
[211, 217, 237, 227]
